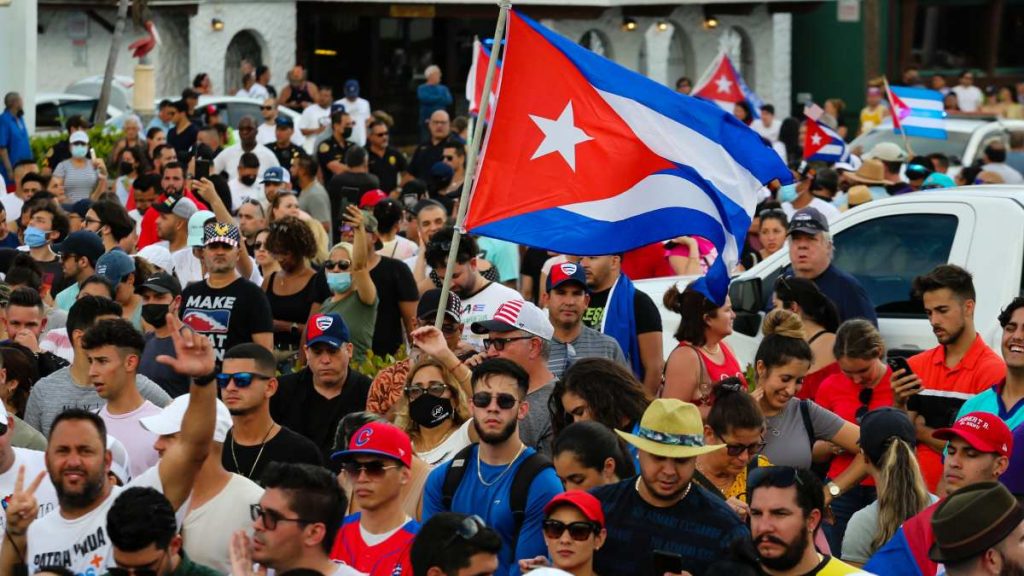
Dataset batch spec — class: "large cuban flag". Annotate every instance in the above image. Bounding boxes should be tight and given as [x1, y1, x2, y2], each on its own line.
[887, 85, 947, 140]
[692, 51, 764, 120]
[464, 11, 790, 303]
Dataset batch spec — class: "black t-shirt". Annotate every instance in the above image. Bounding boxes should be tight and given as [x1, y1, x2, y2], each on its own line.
[369, 256, 419, 356]
[316, 136, 351, 177]
[167, 122, 199, 159]
[222, 425, 323, 481]
[583, 284, 662, 334]
[271, 367, 372, 468]
[520, 248, 550, 304]
[407, 137, 455, 180]
[43, 140, 71, 171]
[266, 271, 330, 350]
[180, 277, 274, 361]
[367, 147, 409, 193]
[36, 255, 68, 295]
[267, 142, 309, 172]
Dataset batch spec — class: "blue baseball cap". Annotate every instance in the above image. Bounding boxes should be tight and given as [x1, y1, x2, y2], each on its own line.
[96, 250, 136, 284]
[275, 115, 294, 129]
[260, 166, 289, 185]
[305, 313, 350, 348]
[344, 79, 360, 98]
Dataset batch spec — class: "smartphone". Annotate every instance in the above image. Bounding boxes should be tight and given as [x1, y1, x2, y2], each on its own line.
[652, 550, 684, 576]
[341, 187, 360, 207]
[195, 158, 211, 181]
[89, 148, 97, 161]
[886, 356, 914, 378]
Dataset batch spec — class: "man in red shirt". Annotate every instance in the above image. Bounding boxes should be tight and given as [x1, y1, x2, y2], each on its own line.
[331, 422, 420, 576]
[895, 265, 1006, 491]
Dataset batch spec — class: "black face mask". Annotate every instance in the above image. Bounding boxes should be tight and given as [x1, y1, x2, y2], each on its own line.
[342, 127, 353, 139]
[408, 394, 454, 429]
[119, 161, 135, 175]
[239, 175, 257, 186]
[141, 303, 170, 328]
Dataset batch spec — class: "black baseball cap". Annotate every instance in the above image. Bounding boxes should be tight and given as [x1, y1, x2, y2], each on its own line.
[139, 272, 182, 297]
[788, 207, 829, 236]
[417, 289, 462, 322]
[54, 231, 104, 264]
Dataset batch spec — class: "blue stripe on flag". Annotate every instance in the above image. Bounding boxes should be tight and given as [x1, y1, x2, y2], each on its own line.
[515, 12, 790, 187]
[903, 126, 948, 139]
[890, 86, 944, 102]
[909, 109, 945, 120]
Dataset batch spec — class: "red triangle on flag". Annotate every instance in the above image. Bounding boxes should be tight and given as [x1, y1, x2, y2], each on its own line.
[693, 56, 744, 104]
[803, 117, 831, 159]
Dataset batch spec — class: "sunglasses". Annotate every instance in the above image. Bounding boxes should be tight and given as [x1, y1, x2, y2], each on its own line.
[405, 381, 447, 401]
[260, 106, 274, 110]
[711, 427, 766, 457]
[340, 461, 400, 478]
[253, 241, 266, 251]
[108, 551, 167, 576]
[542, 519, 599, 541]
[71, 142, 89, 148]
[483, 336, 533, 352]
[471, 392, 518, 410]
[324, 259, 352, 271]
[372, 132, 389, 137]
[856, 387, 874, 423]
[442, 515, 486, 549]
[748, 466, 804, 492]
[251, 503, 309, 531]
[216, 372, 272, 388]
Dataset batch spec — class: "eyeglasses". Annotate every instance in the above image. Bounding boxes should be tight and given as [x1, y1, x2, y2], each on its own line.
[711, 427, 766, 457]
[442, 515, 486, 549]
[216, 372, 272, 388]
[108, 551, 167, 576]
[542, 519, 599, 541]
[471, 392, 518, 410]
[372, 131, 389, 138]
[856, 387, 874, 423]
[405, 381, 448, 401]
[483, 336, 533, 352]
[748, 466, 804, 492]
[251, 503, 310, 531]
[427, 240, 453, 254]
[260, 106, 274, 111]
[340, 461, 400, 478]
[324, 259, 352, 271]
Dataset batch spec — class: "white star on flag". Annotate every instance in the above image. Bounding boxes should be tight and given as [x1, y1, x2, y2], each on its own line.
[530, 101, 593, 171]
[811, 133, 822, 146]
[715, 75, 733, 94]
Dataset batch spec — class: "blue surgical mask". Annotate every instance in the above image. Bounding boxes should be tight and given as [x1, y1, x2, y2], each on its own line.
[71, 145, 89, 159]
[327, 272, 352, 293]
[777, 183, 798, 203]
[24, 226, 48, 248]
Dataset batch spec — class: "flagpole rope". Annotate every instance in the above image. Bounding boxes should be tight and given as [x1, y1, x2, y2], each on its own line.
[433, 0, 512, 331]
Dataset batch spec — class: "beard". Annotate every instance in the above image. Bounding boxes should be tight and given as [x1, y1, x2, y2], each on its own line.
[473, 417, 518, 445]
[1002, 557, 1024, 576]
[53, 467, 107, 511]
[640, 476, 690, 503]
[936, 322, 966, 345]
[756, 531, 810, 571]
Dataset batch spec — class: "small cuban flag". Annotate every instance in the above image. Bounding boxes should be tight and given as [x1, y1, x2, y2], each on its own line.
[803, 115, 849, 164]
[886, 84, 947, 140]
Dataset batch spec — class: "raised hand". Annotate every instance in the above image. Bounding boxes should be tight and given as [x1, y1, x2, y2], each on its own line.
[155, 313, 216, 378]
[410, 326, 449, 358]
[229, 530, 265, 576]
[7, 466, 45, 536]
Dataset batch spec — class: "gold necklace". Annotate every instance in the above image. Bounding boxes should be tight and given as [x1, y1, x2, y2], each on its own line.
[231, 422, 276, 479]
[635, 476, 692, 501]
[477, 443, 526, 487]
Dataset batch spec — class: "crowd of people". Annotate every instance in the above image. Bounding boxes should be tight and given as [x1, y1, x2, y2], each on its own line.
[0, 61, 1021, 576]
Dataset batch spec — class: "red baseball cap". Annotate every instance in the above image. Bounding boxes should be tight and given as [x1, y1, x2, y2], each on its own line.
[331, 422, 413, 468]
[544, 491, 605, 527]
[933, 412, 1013, 457]
[360, 189, 388, 209]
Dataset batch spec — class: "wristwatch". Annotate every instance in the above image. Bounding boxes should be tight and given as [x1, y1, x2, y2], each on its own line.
[827, 482, 841, 498]
[194, 370, 218, 387]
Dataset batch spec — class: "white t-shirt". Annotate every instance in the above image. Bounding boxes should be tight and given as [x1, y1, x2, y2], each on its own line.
[182, 473, 264, 574]
[0, 448, 58, 549]
[982, 162, 1024, 184]
[334, 97, 371, 146]
[379, 236, 418, 261]
[299, 104, 331, 153]
[750, 118, 781, 143]
[229, 179, 267, 210]
[416, 419, 474, 468]
[213, 144, 281, 182]
[99, 400, 162, 479]
[460, 282, 522, 350]
[256, 123, 304, 148]
[952, 85, 984, 112]
[1, 192, 24, 224]
[172, 247, 204, 287]
[782, 197, 842, 223]
[27, 466, 162, 573]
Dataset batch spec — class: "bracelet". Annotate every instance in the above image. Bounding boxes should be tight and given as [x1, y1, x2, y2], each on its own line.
[446, 360, 463, 372]
[6, 530, 24, 562]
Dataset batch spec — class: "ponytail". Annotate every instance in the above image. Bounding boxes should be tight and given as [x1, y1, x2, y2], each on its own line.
[871, 438, 930, 553]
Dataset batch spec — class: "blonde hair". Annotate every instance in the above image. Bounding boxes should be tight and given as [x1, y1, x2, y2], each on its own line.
[762, 308, 805, 339]
[833, 319, 885, 360]
[871, 438, 930, 553]
[392, 357, 470, 437]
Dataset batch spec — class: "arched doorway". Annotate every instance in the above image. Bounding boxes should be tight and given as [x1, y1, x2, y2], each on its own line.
[224, 30, 266, 96]
[643, 21, 693, 87]
[719, 26, 755, 87]
[579, 29, 612, 58]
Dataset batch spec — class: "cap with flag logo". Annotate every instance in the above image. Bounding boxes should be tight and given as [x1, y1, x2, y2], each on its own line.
[203, 221, 240, 248]
[331, 421, 412, 467]
[416, 289, 462, 322]
[546, 261, 589, 293]
[306, 313, 350, 348]
[153, 195, 199, 221]
[933, 412, 1013, 457]
[470, 299, 554, 340]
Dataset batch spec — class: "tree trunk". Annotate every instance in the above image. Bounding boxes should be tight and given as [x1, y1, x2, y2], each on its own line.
[95, 0, 131, 126]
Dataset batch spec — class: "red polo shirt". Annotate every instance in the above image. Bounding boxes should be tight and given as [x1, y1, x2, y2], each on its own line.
[816, 366, 894, 485]
[908, 334, 1007, 491]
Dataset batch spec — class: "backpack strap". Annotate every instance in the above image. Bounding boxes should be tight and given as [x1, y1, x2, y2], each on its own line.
[799, 399, 816, 451]
[509, 452, 553, 559]
[441, 444, 476, 511]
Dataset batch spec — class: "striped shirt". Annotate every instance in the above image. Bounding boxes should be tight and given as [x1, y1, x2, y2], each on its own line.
[54, 159, 100, 202]
[547, 324, 627, 378]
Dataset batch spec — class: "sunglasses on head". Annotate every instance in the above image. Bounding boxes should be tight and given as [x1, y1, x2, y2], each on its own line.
[108, 551, 167, 576]
[442, 515, 486, 549]
[216, 372, 272, 388]
[748, 466, 804, 492]
[483, 336, 533, 352]
[405, 381, 447, 401]
[542, 519, 599, 541]
[471, 391, 518, 410]
[340, 460, 400, 478]
[324, 259, 352, 271]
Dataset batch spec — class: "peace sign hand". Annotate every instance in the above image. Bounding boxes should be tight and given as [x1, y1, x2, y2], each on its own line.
[155, 313, 217, 378]
[7, 465, 45, 536]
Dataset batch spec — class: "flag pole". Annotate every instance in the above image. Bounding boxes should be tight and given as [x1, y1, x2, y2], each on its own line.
[434, 0, 510, 330]
[883, 77, 914, 157]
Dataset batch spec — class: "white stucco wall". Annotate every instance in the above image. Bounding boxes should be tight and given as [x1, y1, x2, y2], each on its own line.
[189, 2, 297, 100]
[0, 0, 38, 131]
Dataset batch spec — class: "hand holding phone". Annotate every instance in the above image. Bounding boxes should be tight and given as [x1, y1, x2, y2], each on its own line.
[887, 356, 923, 408]
[195, 158, 211, 181]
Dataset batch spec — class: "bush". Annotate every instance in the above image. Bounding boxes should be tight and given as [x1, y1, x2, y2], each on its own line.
[29, 126, 122, 170]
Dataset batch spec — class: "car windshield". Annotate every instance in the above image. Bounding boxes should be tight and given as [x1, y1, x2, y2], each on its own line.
[851, 128, 971, 163]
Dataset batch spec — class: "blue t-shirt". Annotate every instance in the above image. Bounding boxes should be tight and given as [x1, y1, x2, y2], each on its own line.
[422, 445, 564, 576]
[956, 380, 1024, 431]
[0, 110, 32, 181]
[591, 478, 749, 576]
[780, 264, 877, 327]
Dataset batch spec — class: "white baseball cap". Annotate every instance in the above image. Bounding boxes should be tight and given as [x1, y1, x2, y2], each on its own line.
[470, 299, 555, 340]
[140, 394, 233, 443]
[107, 436, 132, 484]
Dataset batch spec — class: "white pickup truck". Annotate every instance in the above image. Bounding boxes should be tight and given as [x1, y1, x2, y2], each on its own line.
[635, 186, 1024, 367]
